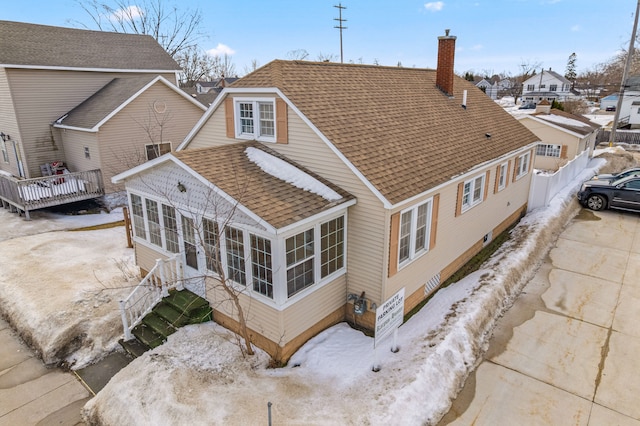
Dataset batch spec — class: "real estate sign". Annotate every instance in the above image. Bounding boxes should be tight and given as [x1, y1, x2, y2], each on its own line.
[374, 288, 405, 348]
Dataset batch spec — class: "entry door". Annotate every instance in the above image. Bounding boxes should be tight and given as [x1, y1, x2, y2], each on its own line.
[180, 215, 206, 296]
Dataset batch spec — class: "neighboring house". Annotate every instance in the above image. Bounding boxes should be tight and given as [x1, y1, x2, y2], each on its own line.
[614, 76, 640, 128]
[0, 20, 202, 214]
[188, 77, 241, 107]
[475, 78, 498, 100]
[53, 75, 206, 202]
[517, 101, 599, 172]
[521, 69, 579, 104]
[112, 32, 540, 362]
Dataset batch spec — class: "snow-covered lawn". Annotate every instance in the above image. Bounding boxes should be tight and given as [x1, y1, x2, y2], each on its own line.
[0, 207, 136, 367]
[0, 149, 627, 424]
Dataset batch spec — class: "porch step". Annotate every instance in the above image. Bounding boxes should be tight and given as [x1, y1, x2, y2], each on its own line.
[121, 289, 212, 358]
[131, 323, 165, 349]
[142, 312, 177, 337]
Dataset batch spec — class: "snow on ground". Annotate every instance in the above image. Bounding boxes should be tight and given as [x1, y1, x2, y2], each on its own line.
[0, 207, 134, 367]
[82, 157, 609, 425]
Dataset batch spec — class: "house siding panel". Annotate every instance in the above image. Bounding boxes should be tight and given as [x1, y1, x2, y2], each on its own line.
[386, 155, 531, 307]
[0, 68, 21, 176]
[5, 68, 176, 178]
[98, 83, 204, 193]
[60, 129, 101, 173]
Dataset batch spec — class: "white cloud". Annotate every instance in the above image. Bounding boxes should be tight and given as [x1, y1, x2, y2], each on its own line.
[110, 5, 144, 21]
[571, 24, 581, 32]
[424, 1, 444, 12]
[207, 43, 236, 57]
[471, 44, 483, 51]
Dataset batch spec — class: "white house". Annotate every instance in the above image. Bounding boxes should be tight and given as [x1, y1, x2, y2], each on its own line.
[521, 69, 578, 104]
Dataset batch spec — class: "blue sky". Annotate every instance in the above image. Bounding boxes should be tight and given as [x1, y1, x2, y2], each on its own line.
[2, 0, 637, 77]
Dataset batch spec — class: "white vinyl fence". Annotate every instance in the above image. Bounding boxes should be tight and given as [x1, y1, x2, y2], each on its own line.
[528, 149, 591, 212]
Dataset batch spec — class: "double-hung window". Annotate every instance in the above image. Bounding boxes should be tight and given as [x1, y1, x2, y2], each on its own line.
[235, 99, 276, 142]
[462, 175, 485, 212]
[225, 227, 246, 285]
[251, 235, 273, 298]
[527, 84, 535, 91]
[286, 229, 315, 297]
[497, 162, 508, 191]
[536, 144, 561, 158]
[203, 218, 222, 275]
[145, 142, 171, 160]
[550, 84, 558, 91]
[398, 200, 432, 265]
[145, 199, 162, 247]
[162, 204, 179, 253]
[515, 152, 531, 179]
[130, 194, 146, 239]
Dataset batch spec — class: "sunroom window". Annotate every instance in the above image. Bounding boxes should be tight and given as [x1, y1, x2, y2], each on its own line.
[130, 194, 146, 239]
[286, 229, 314, 297]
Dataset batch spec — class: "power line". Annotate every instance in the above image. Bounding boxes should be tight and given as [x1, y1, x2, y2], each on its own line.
[334, 3, 347, 63]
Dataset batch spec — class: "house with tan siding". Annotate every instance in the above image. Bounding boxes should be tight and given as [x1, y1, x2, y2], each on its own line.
[517, 101, 599, 172]
[0, 21, 204, 211]
[113, 31, 540, 362]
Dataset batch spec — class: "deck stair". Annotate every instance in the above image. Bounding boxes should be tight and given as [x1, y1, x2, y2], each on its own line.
[120, 288, 212, 358]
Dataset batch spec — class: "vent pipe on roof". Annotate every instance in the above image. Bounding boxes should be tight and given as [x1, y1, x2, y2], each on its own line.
[462, 90, 467, 109]
[436, 29, 457, 97]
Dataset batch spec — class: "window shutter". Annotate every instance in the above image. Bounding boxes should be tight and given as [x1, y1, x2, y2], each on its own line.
[276, 98, 288, 144]
[560, 145, 568, 159]
[512, 157, 518, 182]
[483, 170, 491, 201]
[388, 213, 400, 277]
[429, 194, 439, 250]
[527, 150, 534, 173]
[494, 165, 500, 194]
[505, 160, 511, 188]
[455, 182, 464, 217]
[225, 97, 234, 138]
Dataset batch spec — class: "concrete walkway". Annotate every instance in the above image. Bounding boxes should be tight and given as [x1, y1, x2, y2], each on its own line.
[0, 317, 90, 426]
[439, 209, 640, 425]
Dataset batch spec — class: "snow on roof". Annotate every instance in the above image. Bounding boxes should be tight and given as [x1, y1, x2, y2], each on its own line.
[245, 146, 341, 202]
[537, 113, 593, 129]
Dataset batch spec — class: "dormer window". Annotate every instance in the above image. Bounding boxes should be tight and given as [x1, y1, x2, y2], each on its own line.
[235, 99, 276, 142]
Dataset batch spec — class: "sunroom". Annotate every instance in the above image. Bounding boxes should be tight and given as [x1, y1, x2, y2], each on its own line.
[112, 141, 355, 358]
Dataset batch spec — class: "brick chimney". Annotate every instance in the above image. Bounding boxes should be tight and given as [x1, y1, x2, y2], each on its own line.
[436, 29, 456, 96]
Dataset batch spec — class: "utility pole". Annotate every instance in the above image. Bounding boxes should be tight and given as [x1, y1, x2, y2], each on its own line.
[610, 0, 640, 147]
[334, 3, 347, 63]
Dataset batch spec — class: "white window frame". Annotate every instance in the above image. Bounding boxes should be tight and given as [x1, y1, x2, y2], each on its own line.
[398, 199, 433, 267]
[145, 142, 172, 161]
[497, 162, 508, 191]
[515, 152, 531, 179]
[550, 84, 558, 92]
[462, 175, 485, 212]
[536, 143, 561, 158]
[234, 98, 276, 142]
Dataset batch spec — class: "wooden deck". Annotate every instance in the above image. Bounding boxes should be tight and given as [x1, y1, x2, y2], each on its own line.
[0, 169, 104, 219]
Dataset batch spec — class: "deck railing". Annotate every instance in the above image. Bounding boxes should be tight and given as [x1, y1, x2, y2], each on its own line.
[0, 169, 104, 219]
[119, 256, 184, 341]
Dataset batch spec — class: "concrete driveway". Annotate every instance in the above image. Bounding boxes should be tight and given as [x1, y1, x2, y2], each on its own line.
[440, 209, 640, 425]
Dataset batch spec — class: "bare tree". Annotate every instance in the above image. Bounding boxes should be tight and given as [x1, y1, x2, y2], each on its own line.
[243, 59, 260, 76]
[176, 46, 217, 87]
[317, 52, 338, 62]
[210, 54, 237, 79]
[286, 49, 310, 60]
[74, 0, 205, 58]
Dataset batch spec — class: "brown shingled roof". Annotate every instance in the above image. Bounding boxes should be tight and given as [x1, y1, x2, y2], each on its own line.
[0, 20, 180, 71]
[230, 60, 539, 205]
[55, 76, 157, 129]
[173, 142, 354, 229]
[532, 108, 600, 136]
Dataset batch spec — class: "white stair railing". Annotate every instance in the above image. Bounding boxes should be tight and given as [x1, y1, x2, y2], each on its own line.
[119, 256, 184, 341]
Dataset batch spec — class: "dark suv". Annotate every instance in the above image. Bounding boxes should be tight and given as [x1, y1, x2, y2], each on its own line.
[577, 176, 640, 211]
